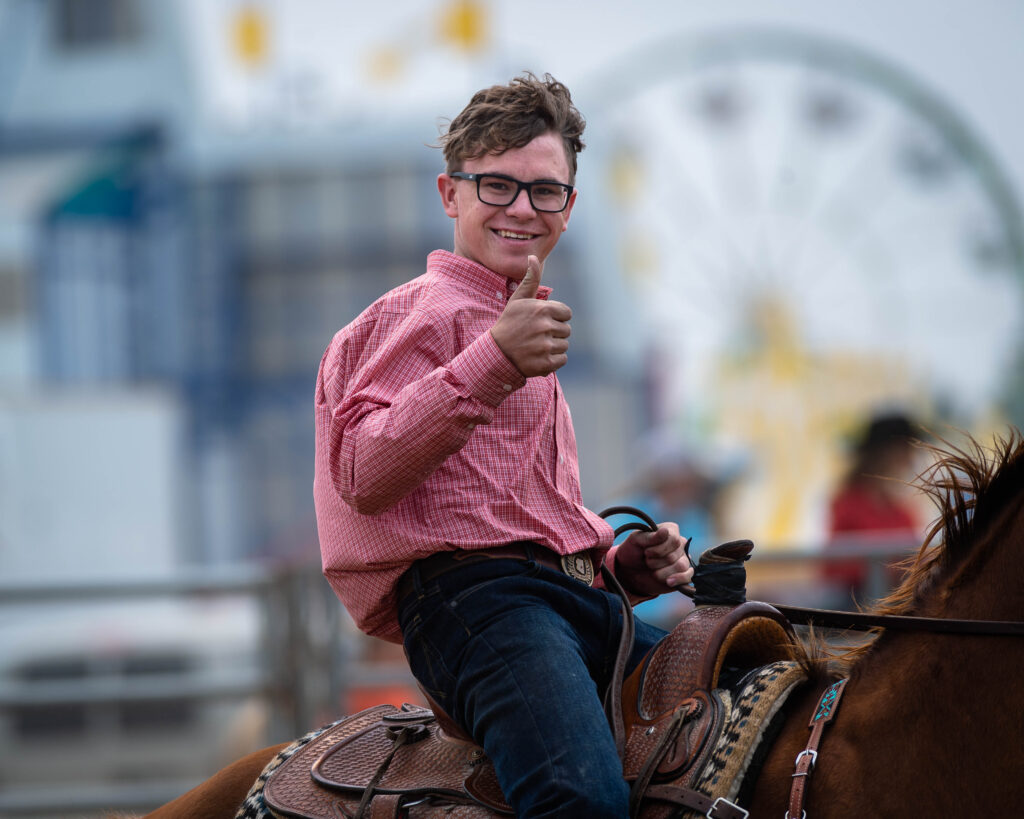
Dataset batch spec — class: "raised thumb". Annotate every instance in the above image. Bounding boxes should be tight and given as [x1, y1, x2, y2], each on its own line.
[509, 255, 543, 301]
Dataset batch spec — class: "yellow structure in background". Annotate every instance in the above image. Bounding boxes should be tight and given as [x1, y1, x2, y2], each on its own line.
[439, 0, 488, 53]
[365, 0, 489, 82]
[366, 47, 405, 83]
[709, 296, 930, 548]
[232, 5, 269, 69]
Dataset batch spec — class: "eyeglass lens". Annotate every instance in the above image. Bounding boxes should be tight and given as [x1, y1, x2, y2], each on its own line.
[476, 175, 569, 212]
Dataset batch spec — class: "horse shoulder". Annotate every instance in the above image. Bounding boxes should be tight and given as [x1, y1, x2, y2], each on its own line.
[745, 679, 865, 817]
[139, 742, 290, 819]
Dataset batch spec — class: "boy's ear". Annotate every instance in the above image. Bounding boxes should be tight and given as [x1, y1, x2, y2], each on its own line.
[560, 187, 578, 231]
[437, 174, 459, 218]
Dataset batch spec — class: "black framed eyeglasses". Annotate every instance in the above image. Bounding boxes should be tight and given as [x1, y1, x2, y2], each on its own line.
[449, 172, 574, 213]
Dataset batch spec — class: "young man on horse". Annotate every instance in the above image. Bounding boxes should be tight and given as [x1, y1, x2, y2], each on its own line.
[313, 73, 693, 818]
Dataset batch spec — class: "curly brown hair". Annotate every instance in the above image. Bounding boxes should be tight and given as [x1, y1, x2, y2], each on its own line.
[439, 73, 586, 182]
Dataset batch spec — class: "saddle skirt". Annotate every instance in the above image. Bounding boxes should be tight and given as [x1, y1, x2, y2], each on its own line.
[248, 602, 802, 819]
[256, 704, 508, 818]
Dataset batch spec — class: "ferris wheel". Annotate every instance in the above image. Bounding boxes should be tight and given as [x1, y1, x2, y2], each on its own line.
[581, 26, 1024, 426]
[578, 27, 1024, 543]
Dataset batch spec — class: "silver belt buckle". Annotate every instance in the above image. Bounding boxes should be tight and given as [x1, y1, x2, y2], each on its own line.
[560, 552, 595, 586]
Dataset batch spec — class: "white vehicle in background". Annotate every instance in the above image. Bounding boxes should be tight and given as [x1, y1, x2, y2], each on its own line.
[0, 393, 266, 809]
[0, 593, 267, 814]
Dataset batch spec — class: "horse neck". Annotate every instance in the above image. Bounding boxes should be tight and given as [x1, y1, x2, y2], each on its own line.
[841, 498, 1024, 808]
[753, 506, 1024, 817]
[752, 628, 1024, 817]
[933, 495, 1024, 625]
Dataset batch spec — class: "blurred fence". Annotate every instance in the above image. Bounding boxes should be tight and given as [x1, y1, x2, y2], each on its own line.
[0, 564, 371, 818]
[0, 542, 915, 817]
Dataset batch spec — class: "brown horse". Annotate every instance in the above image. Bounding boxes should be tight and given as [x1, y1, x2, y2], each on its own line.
[131, 430, 1024, 818]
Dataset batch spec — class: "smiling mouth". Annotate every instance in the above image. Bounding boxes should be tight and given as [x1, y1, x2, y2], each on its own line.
[495, 229, 536, 240]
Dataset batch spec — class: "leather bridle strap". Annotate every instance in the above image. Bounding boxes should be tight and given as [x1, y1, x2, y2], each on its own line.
[774, 605, 1024, 636]
[352, 725, 418, 819]
[787, 678, 848, 819]
[600, 563, 635, 759]
[644, 784, 750, 818]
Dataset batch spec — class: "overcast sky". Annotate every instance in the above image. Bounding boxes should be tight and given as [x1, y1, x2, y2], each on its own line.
[182, 0, 1024, 184]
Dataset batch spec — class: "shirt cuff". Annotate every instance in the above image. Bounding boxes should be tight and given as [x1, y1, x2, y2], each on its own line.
[448, 330, 527, 408]
[601, 545, 657, 605]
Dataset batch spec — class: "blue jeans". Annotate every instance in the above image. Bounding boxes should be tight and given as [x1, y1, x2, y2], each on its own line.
[397, 551, 666, 818]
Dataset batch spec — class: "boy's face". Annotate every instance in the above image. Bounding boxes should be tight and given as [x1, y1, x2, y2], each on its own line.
[437, 131, 577, 282]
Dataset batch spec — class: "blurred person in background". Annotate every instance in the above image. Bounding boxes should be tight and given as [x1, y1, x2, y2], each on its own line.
[824, 411, 924, 604]
[612, 430, 742, 628]
[313, 73, 693, 818]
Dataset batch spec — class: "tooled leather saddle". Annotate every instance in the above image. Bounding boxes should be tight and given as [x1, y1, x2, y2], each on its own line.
[259, 537, 797, 819]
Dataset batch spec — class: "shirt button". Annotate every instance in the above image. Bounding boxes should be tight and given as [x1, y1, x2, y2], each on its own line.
[502, 383, 513, 392]
[496, 291, 503, 300]
[559, 454, 565, 464]
[467, 423, 475, 430]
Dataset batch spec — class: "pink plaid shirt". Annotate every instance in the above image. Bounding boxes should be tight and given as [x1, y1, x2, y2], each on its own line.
[314, 250, 614, 642]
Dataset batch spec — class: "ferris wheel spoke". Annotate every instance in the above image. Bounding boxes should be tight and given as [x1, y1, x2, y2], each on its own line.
[646, 124, 771, 297]
[786, 117, 914, 296]
[645, 209, 749, 312]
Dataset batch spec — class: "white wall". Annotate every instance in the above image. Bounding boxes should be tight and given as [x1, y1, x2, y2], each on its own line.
[0, 389, 183, 580]
[0, 0, 194, 131]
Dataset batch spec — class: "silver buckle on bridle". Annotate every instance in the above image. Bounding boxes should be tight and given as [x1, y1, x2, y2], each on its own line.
[707, 796, 748, 818]
[792, 748, 818, 775]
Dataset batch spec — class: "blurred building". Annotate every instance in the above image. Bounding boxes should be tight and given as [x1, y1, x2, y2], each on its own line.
[0, 0, 644, 571]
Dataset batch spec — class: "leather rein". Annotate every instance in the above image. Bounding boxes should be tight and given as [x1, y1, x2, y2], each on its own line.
[599, 505, 1024, 638]
[772, 604, 1024, 636]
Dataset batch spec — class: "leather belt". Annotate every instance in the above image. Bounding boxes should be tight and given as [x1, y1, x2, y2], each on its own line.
[397, 542, 599, 603]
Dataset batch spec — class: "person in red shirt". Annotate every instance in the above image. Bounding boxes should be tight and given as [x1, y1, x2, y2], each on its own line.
[314, 74, 693, 817]
[825, 412, 922, 602]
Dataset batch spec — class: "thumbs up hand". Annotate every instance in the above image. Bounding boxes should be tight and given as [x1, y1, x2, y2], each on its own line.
[509, 253, 544, 302]
[489, 255, 572, 378]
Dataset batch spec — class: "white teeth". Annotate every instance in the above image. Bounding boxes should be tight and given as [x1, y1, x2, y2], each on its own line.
[497, 230, 532, 240]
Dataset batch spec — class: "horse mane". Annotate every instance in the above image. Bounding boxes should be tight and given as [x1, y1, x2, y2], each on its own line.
[794, 427, 1024, 677]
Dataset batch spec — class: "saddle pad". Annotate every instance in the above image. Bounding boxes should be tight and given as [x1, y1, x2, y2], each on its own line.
[678, 660, 806, 818]
[236, 719, 341, 819]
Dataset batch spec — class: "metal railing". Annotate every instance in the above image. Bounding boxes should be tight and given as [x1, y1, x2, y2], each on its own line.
[748, 537, 920, 605]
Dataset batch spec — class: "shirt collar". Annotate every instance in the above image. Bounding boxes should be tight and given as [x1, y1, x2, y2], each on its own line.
[427, 250, 552, 301]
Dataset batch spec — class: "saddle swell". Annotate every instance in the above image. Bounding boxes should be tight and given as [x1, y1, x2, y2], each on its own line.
[627, 601, 796, 731]
[620, 602, 797, 818]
